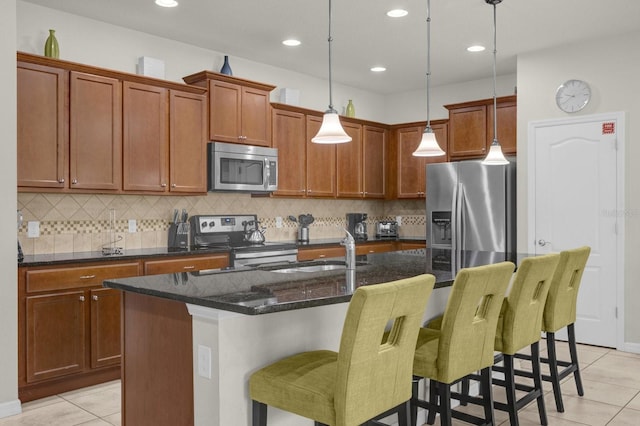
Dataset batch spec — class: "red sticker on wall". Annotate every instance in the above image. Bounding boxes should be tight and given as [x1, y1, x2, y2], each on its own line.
[602, 122, 615, 134]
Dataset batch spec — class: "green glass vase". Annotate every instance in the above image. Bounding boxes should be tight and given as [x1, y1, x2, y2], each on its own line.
[346, 99, 355, 117]
[44, 29, 59, 59]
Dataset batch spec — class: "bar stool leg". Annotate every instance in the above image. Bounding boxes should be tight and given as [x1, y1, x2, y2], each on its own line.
[531, 342, 548, 425]
[503, 355, 518, 426]
[480, 367, 495, 426]
[568, 323, 584, 396]
[546, 332, 565, 412]
[427, 379, 438, 425]
[438, 382, 452, 426]
[252, 400, 267, 426]
[411, 377, 419, 426]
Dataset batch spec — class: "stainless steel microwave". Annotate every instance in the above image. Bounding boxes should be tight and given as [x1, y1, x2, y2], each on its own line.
[208, 142, 278, 193]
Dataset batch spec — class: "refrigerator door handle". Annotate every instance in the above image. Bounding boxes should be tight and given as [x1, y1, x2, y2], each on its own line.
[451, 182, 459, 251]
[455, 183, 464, 252]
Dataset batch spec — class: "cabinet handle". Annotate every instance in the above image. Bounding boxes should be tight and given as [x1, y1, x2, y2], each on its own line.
[92, 295, 99, 301]
[182, 265, 195, 270]
[79, 295, 85, 302]
[72, 179, 78, 185]
[161, 183, 167, 187]
[318, 254, 326, 258]
[58, 178, 65, 183]
[79, 274, 96, 280]
[171, 183, 177, 188]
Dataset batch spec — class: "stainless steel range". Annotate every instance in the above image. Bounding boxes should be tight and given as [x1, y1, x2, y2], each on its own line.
[189, 214, 298, 267]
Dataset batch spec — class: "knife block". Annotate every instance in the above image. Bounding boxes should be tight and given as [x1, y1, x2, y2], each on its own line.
[168, 223, 189, 250]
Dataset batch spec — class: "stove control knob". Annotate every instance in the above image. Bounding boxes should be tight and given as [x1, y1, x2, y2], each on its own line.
[202, 222, 208, 228]
[209, 221, 215, 227]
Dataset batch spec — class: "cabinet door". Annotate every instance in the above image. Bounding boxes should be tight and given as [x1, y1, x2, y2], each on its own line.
[272, 108, 306, 196]
[169, 90, 207, 193]
[448, 105, 488, 159]
[336, 122, 363, 198]
[396, 126, 427, 198]
[362, 125, 386, 199]
[241, 86, 272, 146]
[306, 115, 336, 197]
[26, 291, 86, 383]
[209, 80, 241, 143]
[70, 72, 122, 190]
[123, 82, 168, 192]
[90, 288, 121, 368]
[17, 62, 68, 189]
[143, 255, 229, 275]
[487, 99, 517, 155]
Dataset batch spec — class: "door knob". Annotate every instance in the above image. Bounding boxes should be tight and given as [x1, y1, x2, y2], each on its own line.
[538, 239, 550, 247]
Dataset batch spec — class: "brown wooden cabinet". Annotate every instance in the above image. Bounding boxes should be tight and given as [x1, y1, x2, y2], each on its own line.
[271, 106, 307, 197]
[18, 261, 141, 402]
[355, 241, 395, 255]
[305, 115, 336, 197]
[17, 61, 68, 189]
[362, 125, 387, 199]
[391, 121, 448, 199]
[143, 254, 229, 275]
[446, 95, 516, 159]
[182, 71, 276, 147]
[336, 121, 363, 197]
[70, 72, 122, 191]
[297, 245, 345, 261]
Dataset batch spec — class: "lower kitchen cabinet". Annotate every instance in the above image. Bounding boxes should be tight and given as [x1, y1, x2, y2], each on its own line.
[297, 245, 346, 261]
[355, 241, 395, 255]
[143, 253, 229, 275]
[18, 261, 141, 402]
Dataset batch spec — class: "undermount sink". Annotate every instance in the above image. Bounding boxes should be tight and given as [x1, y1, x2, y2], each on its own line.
[270, 263, 348, 273]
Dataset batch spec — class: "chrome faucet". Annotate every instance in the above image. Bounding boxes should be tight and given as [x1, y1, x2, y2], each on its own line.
[341, 228, 356, 292]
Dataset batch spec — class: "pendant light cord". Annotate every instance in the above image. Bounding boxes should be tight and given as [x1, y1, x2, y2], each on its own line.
[491, 2, 498, 143]
[426, 0, 432, 130]
[327, 0, 335, 113]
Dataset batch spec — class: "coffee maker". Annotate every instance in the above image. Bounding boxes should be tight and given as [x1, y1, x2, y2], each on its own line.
[346, 213, 368, 241]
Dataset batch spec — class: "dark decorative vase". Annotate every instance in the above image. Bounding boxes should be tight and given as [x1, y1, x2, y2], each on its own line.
[44, 29, 59, 59]
[220, 55, 232, 76]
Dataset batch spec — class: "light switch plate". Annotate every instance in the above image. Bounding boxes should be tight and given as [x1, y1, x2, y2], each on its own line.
[197, 345, 212, 379]
[275, 216, 283, 228]
[27, 221, 40, 238]
[128, 219, 137, 233]
[396, 216, 402, 226]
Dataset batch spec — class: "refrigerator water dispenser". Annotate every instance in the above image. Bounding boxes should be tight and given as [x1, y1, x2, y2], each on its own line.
[431, 211, 452, 246]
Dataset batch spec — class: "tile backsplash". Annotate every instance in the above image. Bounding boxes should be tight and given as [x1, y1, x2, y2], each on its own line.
[18, 192, 426, 255]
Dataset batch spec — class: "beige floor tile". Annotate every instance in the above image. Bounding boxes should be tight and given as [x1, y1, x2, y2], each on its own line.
[0, 400, 96, 426]
[76, 419, 112, 426]
[561, 377, 638, 407]
[61, 385, 120, 418]
[535, 393, 622, 425]
[606, 408, 640, 426]
[515, 409, 592, 425]
[582, 353, 640, 389]
[20, 395, 65, 412]
[101, 413, 121, 426]
[627, 392, 640, 410]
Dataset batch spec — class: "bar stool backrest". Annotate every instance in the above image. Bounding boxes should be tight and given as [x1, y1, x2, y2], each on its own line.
[436, 261, 515, 384]
[542, 246, 591, 333]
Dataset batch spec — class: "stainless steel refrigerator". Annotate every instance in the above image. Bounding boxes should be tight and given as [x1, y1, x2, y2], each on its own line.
[426, 159, 516, 269]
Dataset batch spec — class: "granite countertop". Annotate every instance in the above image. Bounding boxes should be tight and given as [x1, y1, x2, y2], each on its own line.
[18, 237, 426, 267]
[104, 249, 525, 316]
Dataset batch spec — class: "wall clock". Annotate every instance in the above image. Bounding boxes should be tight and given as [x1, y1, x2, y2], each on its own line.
[555, 79, 591, 113]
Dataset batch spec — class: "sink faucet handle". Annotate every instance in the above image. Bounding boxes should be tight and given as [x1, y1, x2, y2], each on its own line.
[337, 226, 355, 245]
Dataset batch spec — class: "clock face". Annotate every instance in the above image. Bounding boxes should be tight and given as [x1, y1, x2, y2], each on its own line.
[555, 79, 591, 113]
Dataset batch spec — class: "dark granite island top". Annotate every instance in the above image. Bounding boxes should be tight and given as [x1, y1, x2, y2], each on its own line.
[104, 248, 524, 315]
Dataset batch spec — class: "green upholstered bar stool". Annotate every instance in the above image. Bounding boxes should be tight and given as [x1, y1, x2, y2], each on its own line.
[411, 261, 515, 426]
[488, 253, 560, 426]
[249, 274, 436, 426]
[514, 246, 591, 413]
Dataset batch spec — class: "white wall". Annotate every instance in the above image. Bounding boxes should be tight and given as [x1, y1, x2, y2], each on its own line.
[0, 0, 20, 419]
[516, 31, 640, 346]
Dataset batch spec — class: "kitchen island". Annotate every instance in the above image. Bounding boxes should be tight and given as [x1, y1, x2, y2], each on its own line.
[104, 249, 521, 426]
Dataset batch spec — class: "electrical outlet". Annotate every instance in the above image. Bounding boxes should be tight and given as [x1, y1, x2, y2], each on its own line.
[275, 216, 283, 228]
[27, 221, 40, 238]
[197, 345, 212, 379]
[396, 216, 402, 226]
[128, 219, 137, 233]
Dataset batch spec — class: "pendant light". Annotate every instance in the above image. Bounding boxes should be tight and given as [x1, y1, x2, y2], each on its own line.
[413, 0, 445, 157]
[481, 0, 509, 165]
[312, 0, 352, 144]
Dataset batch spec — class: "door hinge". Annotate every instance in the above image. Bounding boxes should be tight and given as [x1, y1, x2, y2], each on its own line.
[615, 307, 618, 319]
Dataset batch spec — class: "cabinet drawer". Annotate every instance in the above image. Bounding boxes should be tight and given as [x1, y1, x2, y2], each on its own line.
[396, 242, 426, 250]
[297, 246, 345, 261]
[144, 254, 229, 275]
[356, 242, 395, 255]
[26, 262, 140, 293]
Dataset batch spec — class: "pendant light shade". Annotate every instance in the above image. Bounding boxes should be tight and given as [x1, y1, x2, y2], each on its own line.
[482, 0, 508, 165]
[312, 0, 351, 144]
[413, 0, 444, 157]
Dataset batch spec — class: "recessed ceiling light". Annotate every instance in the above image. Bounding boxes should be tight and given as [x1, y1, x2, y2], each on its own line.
[371, 66, 386, 72]
[155, 0, 178, 7]
[387, 9, 408, 18]
[282, 39, 301, 47]
[467, 45, 486, 52]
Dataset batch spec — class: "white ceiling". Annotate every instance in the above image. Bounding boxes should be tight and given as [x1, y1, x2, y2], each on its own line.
[21, 0, 640, 94]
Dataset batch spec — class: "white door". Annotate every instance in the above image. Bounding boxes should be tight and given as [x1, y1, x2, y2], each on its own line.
[528, 113, 622, 348]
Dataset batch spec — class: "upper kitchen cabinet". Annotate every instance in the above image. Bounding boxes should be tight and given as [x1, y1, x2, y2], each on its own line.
[16, 52, 207, 195]
[445, 95, 516, 160]
[271, 104, 307, 197]
[182, 71, 276, 147]
[336, 121, 363, 198]
[17, 61, 68, 189]
[389, 121, 448, 199]
[305, 114, 336, 197]
[362, 124, 387, 199]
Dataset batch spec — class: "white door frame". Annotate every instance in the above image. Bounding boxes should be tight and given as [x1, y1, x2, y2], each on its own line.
[527, 112, 625, 351]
